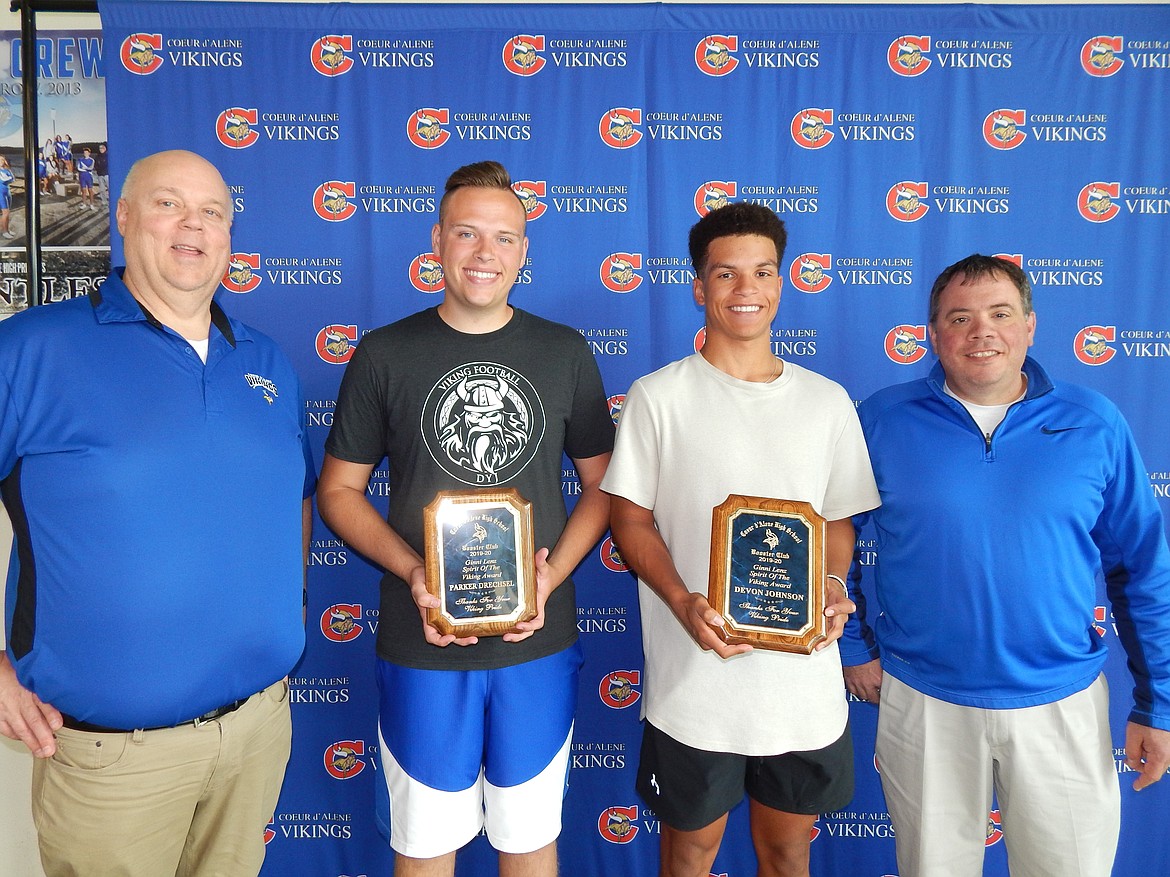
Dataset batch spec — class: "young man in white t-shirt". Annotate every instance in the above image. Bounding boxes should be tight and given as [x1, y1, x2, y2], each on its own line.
[601, 202, 879, 877]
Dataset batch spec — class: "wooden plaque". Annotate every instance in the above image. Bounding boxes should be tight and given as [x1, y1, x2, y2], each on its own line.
[707, 495, 827, 654]
[423, 488, 537, 637]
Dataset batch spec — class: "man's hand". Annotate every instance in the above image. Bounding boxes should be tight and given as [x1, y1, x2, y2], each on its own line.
[1125, 721, 1170, 790]
[407, 564, 478, 648]
[609, 496, 749, 660]
[843, 658, 883, 704]
[0, 652, 61, 757]
[672, 591, 752, 660]
[504, 547, 553, 643]
[817, 576, 857, 651]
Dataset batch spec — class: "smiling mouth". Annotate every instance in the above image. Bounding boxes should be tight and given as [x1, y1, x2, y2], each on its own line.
[967, 350, 999, 358]
[729, 305, 763, 313]
[466, 269, 497, 281]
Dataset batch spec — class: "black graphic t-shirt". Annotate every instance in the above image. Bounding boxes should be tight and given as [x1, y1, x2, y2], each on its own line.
[326, 307, 615, 670]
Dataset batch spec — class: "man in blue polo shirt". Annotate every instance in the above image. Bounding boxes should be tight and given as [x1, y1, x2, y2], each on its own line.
[0, 149, 314, 877]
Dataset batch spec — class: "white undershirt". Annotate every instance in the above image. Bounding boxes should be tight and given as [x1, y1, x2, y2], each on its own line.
[944, 380, 1026, 440]
[185, 337, 209, 363]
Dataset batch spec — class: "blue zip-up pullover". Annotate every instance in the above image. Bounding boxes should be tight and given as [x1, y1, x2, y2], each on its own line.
[842, 357, 1170, 731]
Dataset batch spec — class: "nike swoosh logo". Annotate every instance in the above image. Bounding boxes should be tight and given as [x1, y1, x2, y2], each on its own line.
[1041, 426, 1081, 434]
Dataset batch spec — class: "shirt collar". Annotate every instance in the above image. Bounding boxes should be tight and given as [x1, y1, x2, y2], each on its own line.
[926, 354, 1054, 402]
[88, 268, 246, 348]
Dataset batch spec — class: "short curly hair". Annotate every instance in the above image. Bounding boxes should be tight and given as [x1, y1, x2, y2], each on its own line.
[689, 202, 788, 276]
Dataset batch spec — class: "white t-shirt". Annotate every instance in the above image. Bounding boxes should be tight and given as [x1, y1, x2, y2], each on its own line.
[184, 336, 209, 363]
[944, 380, 1025, 440]
[601, 354, 880, 755]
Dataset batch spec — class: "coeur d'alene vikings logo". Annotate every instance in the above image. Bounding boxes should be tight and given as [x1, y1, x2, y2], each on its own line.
[792, 109, 834, 149]
[885, 325, 928, 364]
[606, 394, 625, 425]
[503, 35, 546, 76]
[1081, 37, 1124, 77]
[311, 35, 354, 76]
[887, 182, 930, 222]
[121, 34, 163, 75]
[422, 363, 546, 486]
[222, 253, 261, 293]
[599, 535, 629, 572]
[983, 110, 1027, 150]
[409, 252, 445, 293]
[790, 253, 832, 293]
[888, 36, 931, 76]
[320, 603, 363, 642]
[316, 325, 357, 364]
[599, 108, 643, 149]
[1078, 182, 1120, 223]
[695, 35, 739, 77]
[313, 181, 357, 222]
[598, 806, 639, 844]
[409, 108, 451, 149]
[1074, 325, 1117, 365]
[512, 181, 548, 221]
[599, 670, 641, 708]
[1094, 605, 1111, 636]
[694, 181, 736, 218]
[985, 809, 1004, 846]
[324, 740, 365, 779]
[217, 108, 259, 149]
[601, 253, 643, 293]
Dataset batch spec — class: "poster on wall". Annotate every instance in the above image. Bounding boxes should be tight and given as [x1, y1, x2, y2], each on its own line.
[0, 29, 108, 314]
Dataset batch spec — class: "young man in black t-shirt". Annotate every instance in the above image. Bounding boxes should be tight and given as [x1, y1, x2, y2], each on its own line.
[318, 161, 613, 877]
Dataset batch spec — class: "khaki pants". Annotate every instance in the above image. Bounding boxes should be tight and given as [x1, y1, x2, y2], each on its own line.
[32, 678, 291, 877]
[876, 673, 1120, 877]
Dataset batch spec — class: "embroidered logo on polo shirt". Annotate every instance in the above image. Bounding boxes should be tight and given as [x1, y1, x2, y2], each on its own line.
[244, 373, 279, 404]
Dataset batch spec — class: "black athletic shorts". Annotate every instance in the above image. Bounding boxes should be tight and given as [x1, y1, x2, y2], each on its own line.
[635, 720, 854, 831]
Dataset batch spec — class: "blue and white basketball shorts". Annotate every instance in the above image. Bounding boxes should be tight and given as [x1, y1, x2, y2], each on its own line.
[375, 641, 583, 859]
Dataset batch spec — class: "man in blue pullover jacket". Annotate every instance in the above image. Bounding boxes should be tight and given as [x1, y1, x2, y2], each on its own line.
[843, 254, 1170, 877]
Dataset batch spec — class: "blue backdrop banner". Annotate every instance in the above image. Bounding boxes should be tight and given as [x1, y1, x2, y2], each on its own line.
[99, 3, 1170, 876]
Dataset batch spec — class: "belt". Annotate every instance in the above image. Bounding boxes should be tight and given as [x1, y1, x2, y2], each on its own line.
[60, 697, 248, 734]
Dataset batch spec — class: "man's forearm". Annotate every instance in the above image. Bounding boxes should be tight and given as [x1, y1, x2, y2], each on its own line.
[825, 517, 855, 581]
[609, 503, 691, 613]
[317, 485, 422, 581]
[544, 482, 610, 590]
